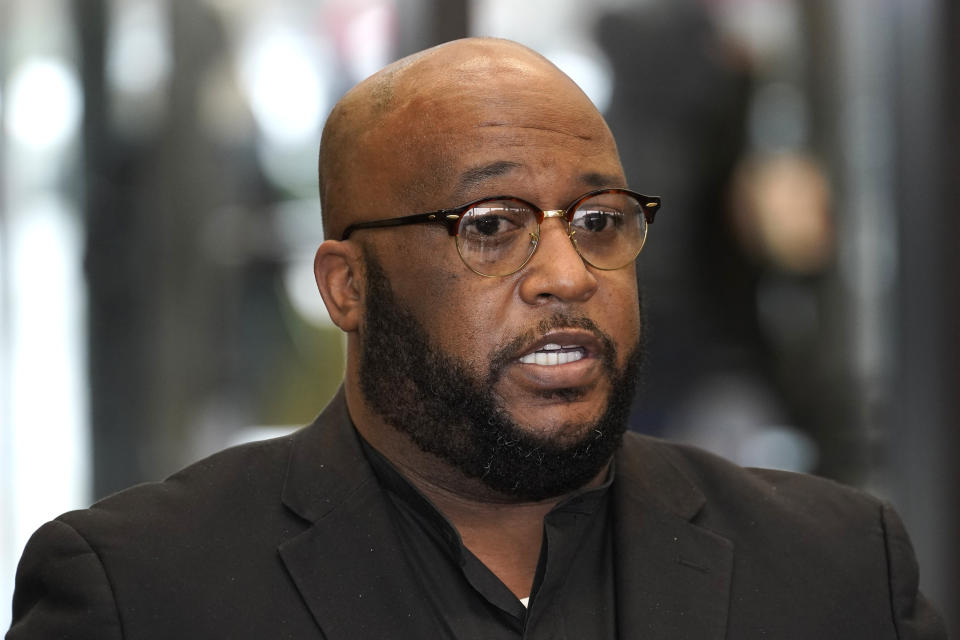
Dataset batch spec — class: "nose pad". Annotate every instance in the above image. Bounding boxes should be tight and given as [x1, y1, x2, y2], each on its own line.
[562, 222, 584, 261]
[535, 218, 587, 267]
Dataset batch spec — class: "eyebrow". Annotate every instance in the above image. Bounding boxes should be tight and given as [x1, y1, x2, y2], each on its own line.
[450, 163, 627, 203]
[580, 172, 626, 189]
[452, 161, 522, 200]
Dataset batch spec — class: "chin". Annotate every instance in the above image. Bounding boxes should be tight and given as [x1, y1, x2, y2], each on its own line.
[507, 400, 608, 444]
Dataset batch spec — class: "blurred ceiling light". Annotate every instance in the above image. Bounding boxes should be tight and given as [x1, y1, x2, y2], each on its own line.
[545, 48, 613, 114]
[5, 58, 81, 150]
[342, 2, 393, 83]
[9, 194, 90, 559]
[106, 0, 171, 96]
[713, 0, 801, 65]
[239, 26, 328, 147]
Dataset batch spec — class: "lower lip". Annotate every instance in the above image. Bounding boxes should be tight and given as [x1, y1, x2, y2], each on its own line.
[507, 354, 602, 390]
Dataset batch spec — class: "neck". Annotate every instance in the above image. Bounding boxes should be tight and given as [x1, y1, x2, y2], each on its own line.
[346, 383, 608, 598]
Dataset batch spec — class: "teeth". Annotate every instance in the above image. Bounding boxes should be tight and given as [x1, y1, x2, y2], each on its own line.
[518, 348, 585, 366]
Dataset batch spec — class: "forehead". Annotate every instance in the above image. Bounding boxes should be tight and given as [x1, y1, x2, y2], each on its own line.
[351, 53, 623, 212]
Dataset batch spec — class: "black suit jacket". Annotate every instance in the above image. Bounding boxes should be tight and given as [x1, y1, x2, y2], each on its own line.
[7, 390, 946, 639]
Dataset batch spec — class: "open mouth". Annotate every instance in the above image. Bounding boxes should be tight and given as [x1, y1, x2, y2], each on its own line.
[501, 328, 606, 392]
[518, 343, 588, 366]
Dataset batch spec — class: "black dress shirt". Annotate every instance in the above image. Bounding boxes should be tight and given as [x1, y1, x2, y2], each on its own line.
[360, 439, 617, 639]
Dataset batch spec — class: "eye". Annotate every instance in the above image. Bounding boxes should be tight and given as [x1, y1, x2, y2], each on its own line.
[460, 205, 527, 239]
[471, 214, 511, 236]
[573, 208, 623, 233]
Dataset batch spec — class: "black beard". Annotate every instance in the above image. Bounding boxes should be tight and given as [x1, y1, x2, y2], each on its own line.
[358, 251, 644, 501]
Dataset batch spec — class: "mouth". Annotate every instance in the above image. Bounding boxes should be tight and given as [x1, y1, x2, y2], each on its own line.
[518, 343, 587, 366]
[498, 329, 606, 400]
[513, 330, 603, 370]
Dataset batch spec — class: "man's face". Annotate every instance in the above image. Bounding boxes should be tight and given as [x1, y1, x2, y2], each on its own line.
[347, 45, 644, 498]
[359, 250, 643, 500]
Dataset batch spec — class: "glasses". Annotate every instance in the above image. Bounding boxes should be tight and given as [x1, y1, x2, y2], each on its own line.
[341, 188, 661, 277]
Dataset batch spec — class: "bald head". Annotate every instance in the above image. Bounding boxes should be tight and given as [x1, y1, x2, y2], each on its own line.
[317, 38, 618, 240]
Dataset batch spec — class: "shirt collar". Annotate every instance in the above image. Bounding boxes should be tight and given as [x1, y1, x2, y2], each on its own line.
[358, 433, 616, 560]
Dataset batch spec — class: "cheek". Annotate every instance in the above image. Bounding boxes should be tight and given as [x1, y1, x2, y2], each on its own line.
[378, 236, 495, 356]
[432, 282, 507, 361]
[422, 280, 517, 373]
[597, 275, 643, 350]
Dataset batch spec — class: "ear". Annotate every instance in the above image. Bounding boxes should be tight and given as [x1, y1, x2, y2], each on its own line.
[314, 240, 364, 332]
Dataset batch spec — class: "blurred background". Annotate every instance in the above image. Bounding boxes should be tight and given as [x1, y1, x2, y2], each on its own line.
[1, 0, 957, 632]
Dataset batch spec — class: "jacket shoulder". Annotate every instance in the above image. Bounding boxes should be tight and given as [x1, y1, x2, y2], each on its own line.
[619, 433, 947, 638]
[61, 430, 299, 535]
[623, 432, 883, 527]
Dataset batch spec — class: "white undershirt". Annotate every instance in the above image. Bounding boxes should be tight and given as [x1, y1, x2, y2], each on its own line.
[519, 596, 530, 608]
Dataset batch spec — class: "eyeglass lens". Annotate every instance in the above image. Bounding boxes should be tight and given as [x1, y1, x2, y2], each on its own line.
[455, 191, 648, 277]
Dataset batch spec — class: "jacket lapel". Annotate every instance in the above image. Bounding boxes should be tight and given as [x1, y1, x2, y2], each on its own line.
[278, 392, 734, 638]
[613, 434, 734, 639]
[278, 389, 441, 639]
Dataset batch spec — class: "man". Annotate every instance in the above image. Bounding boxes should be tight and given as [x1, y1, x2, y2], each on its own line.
[7, 38, 945, 639]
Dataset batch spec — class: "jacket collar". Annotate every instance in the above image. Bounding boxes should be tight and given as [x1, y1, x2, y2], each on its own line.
[278, 388, 444, 638]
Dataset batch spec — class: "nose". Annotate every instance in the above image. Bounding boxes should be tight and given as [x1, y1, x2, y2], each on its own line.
[517, 217, 598, 305]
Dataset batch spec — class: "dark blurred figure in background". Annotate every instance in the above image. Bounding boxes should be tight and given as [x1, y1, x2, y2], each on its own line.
[598, 4, 758, 434]
[598, 4, 838, 477]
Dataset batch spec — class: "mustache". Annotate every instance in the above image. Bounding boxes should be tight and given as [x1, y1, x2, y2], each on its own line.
[487, 313, 618, 384]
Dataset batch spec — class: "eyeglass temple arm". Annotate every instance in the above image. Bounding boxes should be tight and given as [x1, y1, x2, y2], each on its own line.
[340, 211, 460, 240]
